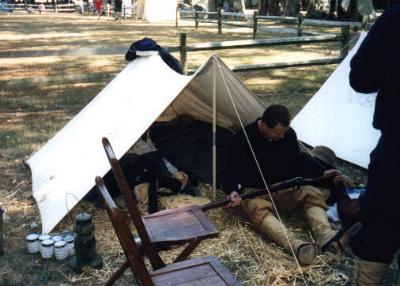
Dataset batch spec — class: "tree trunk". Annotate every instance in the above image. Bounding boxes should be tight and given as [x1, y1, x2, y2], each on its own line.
[259, 0, 268, 14]
[269, 0, 279, 14]
[283, 0, 298, 15]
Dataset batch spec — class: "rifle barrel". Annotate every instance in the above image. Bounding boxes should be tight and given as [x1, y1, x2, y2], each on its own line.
[201, 174, 334, 211]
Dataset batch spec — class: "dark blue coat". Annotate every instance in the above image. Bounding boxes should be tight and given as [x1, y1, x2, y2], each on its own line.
[349, 5, 400, 263]
[350, 5, 400, 133]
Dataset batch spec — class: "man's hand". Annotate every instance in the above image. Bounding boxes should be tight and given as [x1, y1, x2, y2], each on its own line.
[225, 191, 241, 208]
[324, 169, 344, 185]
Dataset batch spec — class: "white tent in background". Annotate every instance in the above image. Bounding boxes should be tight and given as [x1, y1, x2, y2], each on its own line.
[135, 0, 177, 22]
[27, 55, 265, 234]
[122, 0, 132, 17]
[292, 32, 380, 168]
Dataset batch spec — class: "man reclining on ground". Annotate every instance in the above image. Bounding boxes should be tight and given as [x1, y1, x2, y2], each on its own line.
[224, 104, 360, 265]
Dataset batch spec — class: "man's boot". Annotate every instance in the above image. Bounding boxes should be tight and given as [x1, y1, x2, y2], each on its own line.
[305, 206, 336, 247]
[259, 215, 318, 265]
[354, 259, 388, 286]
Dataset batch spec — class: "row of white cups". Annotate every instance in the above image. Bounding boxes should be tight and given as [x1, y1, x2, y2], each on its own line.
[26, 231, 76, 260]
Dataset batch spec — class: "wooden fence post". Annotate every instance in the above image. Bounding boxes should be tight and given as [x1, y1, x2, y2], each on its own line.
[340, 25, 350, 58]
[54, 2, 57, 13]
[217, 7, 222, 34]
[123, 5, 126, 19]
[180, 33, 187, 75]
[352, 0, 358, 21]
[297, 14, 303, 36]
[175, 6, 178, 27]
[253, 11, 258, 39]
[195, 10, 199, 29]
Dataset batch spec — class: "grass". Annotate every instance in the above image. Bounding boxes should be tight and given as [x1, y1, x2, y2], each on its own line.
[1, 12, 391, 286]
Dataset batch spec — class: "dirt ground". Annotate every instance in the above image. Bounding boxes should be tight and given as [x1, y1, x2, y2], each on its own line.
[0, 12, 398, 286]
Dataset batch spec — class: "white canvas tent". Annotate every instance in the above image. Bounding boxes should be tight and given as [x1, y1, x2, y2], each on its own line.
[135, 0, 177, 22]
[122, 0, 132, 17]
[292, 32, 380, 168]
[27, 55, 265, 234]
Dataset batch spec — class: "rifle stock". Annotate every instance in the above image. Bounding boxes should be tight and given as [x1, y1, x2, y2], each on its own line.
[201, 174, 335, 211]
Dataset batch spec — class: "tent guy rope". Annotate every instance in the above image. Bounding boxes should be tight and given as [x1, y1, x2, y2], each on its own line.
[284, 33, 359, 104]
[215, 57, 309, 286]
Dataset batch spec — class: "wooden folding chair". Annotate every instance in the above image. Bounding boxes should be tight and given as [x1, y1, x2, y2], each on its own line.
[101, 137, 219, 285]
[96, 177, 241, 286]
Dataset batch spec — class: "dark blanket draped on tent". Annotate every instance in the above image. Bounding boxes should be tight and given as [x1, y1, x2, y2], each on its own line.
[150, 115, 234, 187]
[125, 37, 183, 74]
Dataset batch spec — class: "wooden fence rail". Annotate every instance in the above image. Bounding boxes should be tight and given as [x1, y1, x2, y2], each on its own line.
[255, 15, 362, 27]
[230, 57, 342, 72]
[176, 32, 347, 74]
[5, 3, 75, 13]
[177, 9, 362, 39]
[182, 34, 340, 51]
[3, 3, 133, 16]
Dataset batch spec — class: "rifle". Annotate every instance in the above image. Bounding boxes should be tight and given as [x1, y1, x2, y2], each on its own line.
[201, 174, 335, 211]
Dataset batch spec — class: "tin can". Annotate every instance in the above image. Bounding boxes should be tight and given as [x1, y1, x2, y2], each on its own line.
[38, 234, 52, 252]
[52, 235, 63, 242]
[26, 233, 40, 253]
[54, 240, 68, 260]
[41, 239, 54, 259]
[38, 234, 51, 242]
[63, 235, 75, 256]
[61, 229, 74, 237]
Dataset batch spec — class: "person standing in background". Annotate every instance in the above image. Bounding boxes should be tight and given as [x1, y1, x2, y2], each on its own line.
[106, 0, 110, 17]
[78, 0, 84, 15]
[95, 0, 102, 19]
[114, 0, 122, 20]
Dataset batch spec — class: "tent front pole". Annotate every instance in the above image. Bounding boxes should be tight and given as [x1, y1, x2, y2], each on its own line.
[212, 56, 217, 200]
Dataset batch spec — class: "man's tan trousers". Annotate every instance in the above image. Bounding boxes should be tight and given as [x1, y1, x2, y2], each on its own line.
[241, 185, 328, 226]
